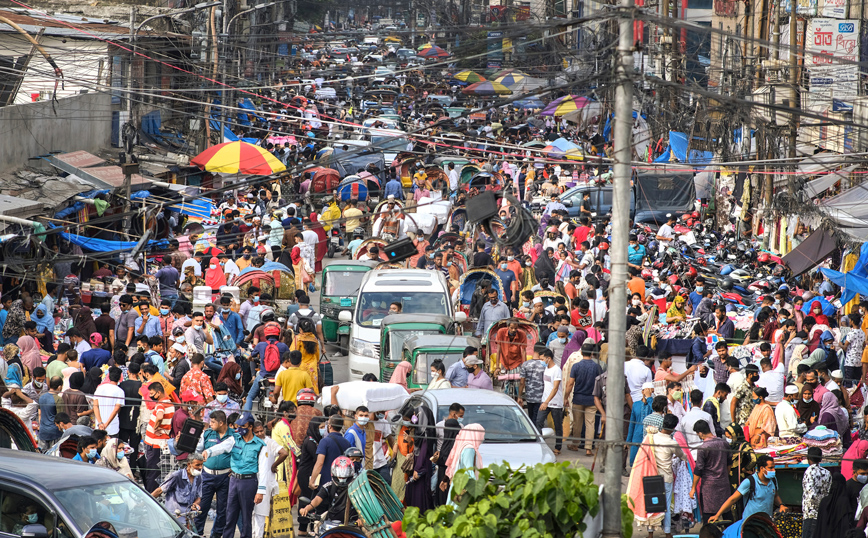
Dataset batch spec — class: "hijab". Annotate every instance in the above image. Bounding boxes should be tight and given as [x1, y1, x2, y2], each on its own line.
[810, 301, 830, 326]
[306, 415, 326, 444]
[534, 248, 556, 283]
[389, 361, 413, 392]
[97, 437, 134, 479]
[74, 307, 97, 340]
[560, 327, 588, 368]
[695, 297, 715, 326]
[33, 304, 55, 334]
[2, 344, 22, 388]
[81, 366, 103, 395]
[69, 371, 85, 391]
[795, 390, 820, 422]
[17, 335, 41, 376]
[445, 424, 485, 478]
[819, 391, 848, 435]
[2, 299, 25, 340]
[437, 418, 461, 466]
[204, 257, 226, 289]
[815, 474, 854, 538]
[216, 360, 242, 395]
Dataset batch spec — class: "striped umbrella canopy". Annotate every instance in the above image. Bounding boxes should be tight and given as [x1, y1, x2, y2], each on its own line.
[492, 68, 528, 79]
[462, 80, 512, 96]
[452, 70, 486, 83]
[540, 95, 592, 117]
[494, 72, 526, 87]
[418, 45, 450, 58]
[191, 141, 286, 175]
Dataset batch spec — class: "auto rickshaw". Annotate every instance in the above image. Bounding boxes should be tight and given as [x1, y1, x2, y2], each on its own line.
[353, 238, 390, 262]
[378, 313, 462, 377]
[534, 290, 565, 310]
[382, 334, 481, 389]
[458, 268, 504, 320]
[319, 260, 377, 352]
[482, 317, 540, 383]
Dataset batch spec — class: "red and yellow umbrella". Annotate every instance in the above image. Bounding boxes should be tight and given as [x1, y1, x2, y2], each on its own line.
[191, 141, 286, 175]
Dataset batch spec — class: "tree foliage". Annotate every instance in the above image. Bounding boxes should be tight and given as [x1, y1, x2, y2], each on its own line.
[402, 462, 634, 538]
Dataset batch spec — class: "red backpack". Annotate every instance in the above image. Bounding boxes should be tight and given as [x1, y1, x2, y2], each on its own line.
[263, 340, 281, 373]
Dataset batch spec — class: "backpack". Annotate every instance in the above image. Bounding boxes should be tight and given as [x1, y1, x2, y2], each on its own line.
[263, 340, 281, 373]
[742, 473, 777, 505]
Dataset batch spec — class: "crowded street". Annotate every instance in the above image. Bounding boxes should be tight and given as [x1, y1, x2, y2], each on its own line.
[1, 3, 868, 538]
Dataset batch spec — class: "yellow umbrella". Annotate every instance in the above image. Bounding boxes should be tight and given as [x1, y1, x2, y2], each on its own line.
[190, 141, 286, 175]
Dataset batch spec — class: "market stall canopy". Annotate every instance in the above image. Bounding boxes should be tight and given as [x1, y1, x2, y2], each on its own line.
[452, 70, 486, 83]
[798, 152, 857, 176]
[540, 95, 591, 117]
[191, 141, 286, 175]
[462, 81, 512, 95]
[418, 45, 449, 58]
[803, 165, 857, 198]
[820, 267, 868, 307]
[781, 228, 838, 276]
[816, 183, 868, 239]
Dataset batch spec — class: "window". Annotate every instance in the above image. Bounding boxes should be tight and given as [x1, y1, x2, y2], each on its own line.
[0, 488, 62, 538]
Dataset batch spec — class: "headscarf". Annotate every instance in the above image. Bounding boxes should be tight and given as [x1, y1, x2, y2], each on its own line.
[216, 360, 242, 395]
[560, 328, 588, 368]
[204, 257, 226, 290]
[815, 474, 854, 538]
[33, 304, 55, 334]
[17, 335, 41, 376]
[74, 307, 97, 341]
[809, 301, 830, 326]
[2, 299, 25, 340]
[445, 424, 484, 479]
[795, 389, 820, 422]
[310, 213, 328, 263]
[69, 371, 85, 391]
[389, 361, 412, 392]
[81, 366, 103, 395]
[306, 415, 326, 444]
[437, 418, 461, 466]
[96, 437, 134, 479]
[695, 298, 715, 326]
[666, 296, 686, 320]
[819, 391, 848, 435]
[533, 248, 556, 283]
[2, 344, 22, 388]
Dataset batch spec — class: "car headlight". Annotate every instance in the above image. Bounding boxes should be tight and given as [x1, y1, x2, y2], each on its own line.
[349, 337, 377, 358]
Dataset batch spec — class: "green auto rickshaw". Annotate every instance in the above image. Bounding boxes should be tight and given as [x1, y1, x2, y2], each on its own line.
[385, 334, 481, 389]
[319, 260, 378, 352]
[378, 314, 461, 382]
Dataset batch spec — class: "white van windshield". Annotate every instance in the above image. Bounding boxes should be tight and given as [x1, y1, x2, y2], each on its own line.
[356, 292, 448, 326]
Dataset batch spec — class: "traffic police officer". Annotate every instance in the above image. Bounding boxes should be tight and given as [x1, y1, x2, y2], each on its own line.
[194, 410, 233, 537]
[203, 413, 265, 538]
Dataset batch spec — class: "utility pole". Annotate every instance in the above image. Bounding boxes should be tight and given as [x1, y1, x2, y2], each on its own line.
[787, 6, 798, 195]
[121, 156, 139, 242]
[603, 0, 632, 537]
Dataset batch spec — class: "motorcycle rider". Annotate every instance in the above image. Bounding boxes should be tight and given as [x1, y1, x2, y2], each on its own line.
[299, 456, 360, 526]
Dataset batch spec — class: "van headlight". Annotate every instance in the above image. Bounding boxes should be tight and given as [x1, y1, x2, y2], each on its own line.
[349, 338, 377, 358]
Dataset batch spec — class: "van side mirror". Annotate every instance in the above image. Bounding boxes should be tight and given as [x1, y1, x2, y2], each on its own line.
[22, 525, 49, 538]
[541, 428, 555, 439]
[338, 311, 352, 322]
[563, 199, 573, 207]
[453, 311, 467, 323]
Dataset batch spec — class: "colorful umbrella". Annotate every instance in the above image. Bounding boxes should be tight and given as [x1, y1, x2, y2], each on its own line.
[452, 70, 486, 83]
[540, 95, 592, 117]
[418, 45, 450, 58]
[495, 72, 526, 87]
[492, 68, 528, 79]
[191, 141, 286, 175]
[462, 81, 512, 96]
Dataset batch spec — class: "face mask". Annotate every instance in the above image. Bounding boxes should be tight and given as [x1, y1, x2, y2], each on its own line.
[466, 366, 475, 373]
[765, 470, 776, 479]
[632, 299, 640, 306]
[522, 301, 530, 308]
[26, 514, 38, 524]
[93, 309, 102, 317]
[237, 427, 249, 436]
[253, 296, 260, 303]
[87, 448, 98, 459]
[210, 265, 217, 270]
[319, 426, 327, 437]
[525, 261, 532, 267]
[803, 397, 813, 403]
[176, 336, 186, 344]
[696, 286, 703, 292]
[428, 253, 435, 259]
[33, 381, 43, 389]
[447, 261, 453, 267]
[217, 394, 228, 403]
[235, 373, 242, 380]
[814, 309, 821, 314]
[457, 417, 464, 425]
[160, 308, 170, 315]
[559, 337, 567, 343]
[137, 346, 144, 352]
[431, 371, 439, 379]
[357, 417, 369, 426]
[117, 450, 126, 460]
[858, 475, 868, 484]
[243, 254, 251, 260]
[500, 263, 508, 270]
[752, 397, 761, 404]
[671, 391, 682, 400]
[221, 308, 231, 313]
[189, 468, 202, 477]
[724, 437, 732, 444]
[194, 323, 203, 330]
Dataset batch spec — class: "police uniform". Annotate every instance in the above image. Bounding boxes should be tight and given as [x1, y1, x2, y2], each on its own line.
[194, 428, 233, 537]
[206, 426, 266, 538]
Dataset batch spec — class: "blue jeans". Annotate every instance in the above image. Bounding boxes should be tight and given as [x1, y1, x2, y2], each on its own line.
[662, 481, 674, 533]
[195, 471, 230, 538]
[204, 358, 224, 373]
[242, 372, 265, 411]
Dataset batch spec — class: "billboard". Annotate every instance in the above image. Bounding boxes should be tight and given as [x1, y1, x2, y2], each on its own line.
[808, 18, 860, 104]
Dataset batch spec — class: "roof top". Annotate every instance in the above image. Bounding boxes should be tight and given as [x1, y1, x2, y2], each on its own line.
[0, 170, 96, 207]
[0, 8, 131, 37]
[423, 387, 516, 406]
[402, 334, 480, 349]
[382, 313, 455, 326]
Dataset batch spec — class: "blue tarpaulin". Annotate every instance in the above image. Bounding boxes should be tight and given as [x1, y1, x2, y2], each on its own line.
[819, 242, 868, 304]
[170, 198, 215, 220]
[61, 232, 168, 252]
[799, 293, 839, 318]
[221, 125, 259, 144]
[239, 99, 265, 122]
[654, 131, 713, 164]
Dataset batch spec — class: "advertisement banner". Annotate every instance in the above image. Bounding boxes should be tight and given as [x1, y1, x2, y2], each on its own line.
[821, 0, 847, 19]
[808, 19, 860, 104]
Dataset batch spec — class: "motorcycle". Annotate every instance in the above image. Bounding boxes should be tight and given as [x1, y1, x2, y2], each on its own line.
[327, 228, 342, 258]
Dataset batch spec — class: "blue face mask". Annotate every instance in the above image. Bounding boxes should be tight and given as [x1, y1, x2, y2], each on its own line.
[696, 287, 703, 293]
[160, 308, 170, 315]
[26, 514, 38, 524]
[765, 470, 776, 479]
[446, 261, 452, 267]
[319, 426, 327, 437]
[117, 450, 126, 460]
[237, 427, 249, 436]
[87, 448, 98, 459]
[92, 309, 102, 317]
[235, 373, 241, 380]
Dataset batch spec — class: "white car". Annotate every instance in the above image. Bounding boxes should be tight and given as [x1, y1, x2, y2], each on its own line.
[412, 388, 558, 468]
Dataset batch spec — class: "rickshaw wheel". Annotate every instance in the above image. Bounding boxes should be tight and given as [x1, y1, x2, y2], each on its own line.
[338, 334, 349, 354]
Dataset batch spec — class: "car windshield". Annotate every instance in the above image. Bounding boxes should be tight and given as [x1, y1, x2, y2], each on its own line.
[437, 404, 539, 442]
[53, 481, 184, 538]
[357, 292, 448, 326]
[324, 270, 367, 297]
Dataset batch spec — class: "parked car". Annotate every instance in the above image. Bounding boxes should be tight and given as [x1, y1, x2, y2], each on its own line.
[0, 450, 194, 538]
[410, 388, 557, 467]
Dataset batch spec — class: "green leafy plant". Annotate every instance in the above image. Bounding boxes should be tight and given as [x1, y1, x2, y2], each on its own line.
[403, 462, 634, 538]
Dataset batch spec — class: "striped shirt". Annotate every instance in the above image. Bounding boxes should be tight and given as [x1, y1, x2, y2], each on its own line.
[144, 399, 174, 448]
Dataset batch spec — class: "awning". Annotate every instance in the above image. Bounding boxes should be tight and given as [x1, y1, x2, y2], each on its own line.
[781, 228, 838, 275]
[804, 164, 857, 198]
[797, 152, 856, 176]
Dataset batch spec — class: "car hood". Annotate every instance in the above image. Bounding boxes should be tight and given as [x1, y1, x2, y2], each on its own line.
[478, 441, 556, 468]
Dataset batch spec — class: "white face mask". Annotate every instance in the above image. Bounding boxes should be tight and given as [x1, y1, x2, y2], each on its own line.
[210, 265, 217, 270]
[189, 468, 202, 477]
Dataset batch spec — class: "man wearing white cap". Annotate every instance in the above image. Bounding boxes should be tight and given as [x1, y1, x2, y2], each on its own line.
[830, 369, 850, 409]
[775, 385, 803, 437]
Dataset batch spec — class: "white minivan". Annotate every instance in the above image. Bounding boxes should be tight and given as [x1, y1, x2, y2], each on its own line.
[340, 269, 465, 380]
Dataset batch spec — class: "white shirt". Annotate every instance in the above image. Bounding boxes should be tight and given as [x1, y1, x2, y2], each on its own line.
[678, 407, 715, 453]
[181, 258, 202, 277]
[254, 437, 283, 516]
[75, 340, 91, 357]
[222, 259, 240, 283]
[93, 383, 125, 435]
[542, 365, 564, 408]
[656, 224, 674, 252]
[775, 399, 799, 437]
[448, 169, 459, 191]
[757, 364, 785, 403]
[625, 359, 653, 402]
[373, 417, 394, 469]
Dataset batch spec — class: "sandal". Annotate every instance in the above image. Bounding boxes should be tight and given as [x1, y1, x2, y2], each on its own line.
[586, 450, 594, 456]
[567, 444, 579, 451]
[553, 449, 561, 455]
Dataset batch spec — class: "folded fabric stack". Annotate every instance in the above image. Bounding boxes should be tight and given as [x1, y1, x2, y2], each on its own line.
[803, 427, 843, 457]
